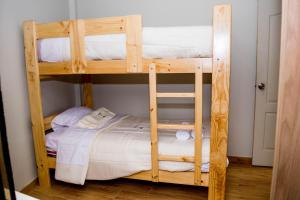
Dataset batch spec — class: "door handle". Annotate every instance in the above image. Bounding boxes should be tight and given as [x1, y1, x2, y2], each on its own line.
[256, 83, 265, 90]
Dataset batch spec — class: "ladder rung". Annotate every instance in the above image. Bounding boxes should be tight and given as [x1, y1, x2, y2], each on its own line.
[158, 155, 194, 163]
[157, 123, 194, 130]
[156, 92, 195, 98]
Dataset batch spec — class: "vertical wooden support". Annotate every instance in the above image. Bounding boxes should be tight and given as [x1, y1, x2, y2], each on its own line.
[194, 65, 203, 185]
[23, 21, 51, 188]
[82, 75, 93, 108]
[70, 20, 87, 73]
[149, 63, 159, 182]
[126, 15, 143, 73]
[208, 5, 231, 200]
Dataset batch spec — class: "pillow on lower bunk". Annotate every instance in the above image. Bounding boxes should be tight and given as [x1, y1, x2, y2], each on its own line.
[76, 107, 116, 129]
[51, 107, 93, 131]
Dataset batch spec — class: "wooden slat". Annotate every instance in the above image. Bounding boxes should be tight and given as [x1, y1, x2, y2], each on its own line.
[76, 20, 87, 73]
[84, 16, 126, 35]
[157, 123, 194, 130]
[23, 21, 51, 188]
[70, 20, 79, 73]
[82, 75, 93, 108]
[36, 21, 70, 39]
[149, 63, 159, 182]
[143, 58, 212, 73]
[208, 5, 231, 200]
[158, 155, 194, 163]
[126, 15, 142, 72]
[194, 65, 203, 185]
[156, 93, 195, 98]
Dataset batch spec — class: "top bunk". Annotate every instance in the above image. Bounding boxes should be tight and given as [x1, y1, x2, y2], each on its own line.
[23, 4, 231, 76]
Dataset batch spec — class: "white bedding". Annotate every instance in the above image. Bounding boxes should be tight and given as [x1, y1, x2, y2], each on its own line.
[46, 115, 214, 184]
[38, 26, 212, 62]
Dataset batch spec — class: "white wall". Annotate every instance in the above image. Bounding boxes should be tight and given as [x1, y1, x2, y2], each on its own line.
[0, 0, 76, 190]
[74, 0, 258, 158]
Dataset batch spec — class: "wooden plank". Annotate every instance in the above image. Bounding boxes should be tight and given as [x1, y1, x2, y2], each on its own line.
[143, 58, 212, 73]
[194, 65, 203, 185]
[149, 63, 159, 182]
[39, 58, 212, 75]
[271, 0, 300, 199]
[156, 93, 195, 98]
[48, 156, 209, 187]
[158, 155, 194, 162]
[85, 60, 127, 74]
[126, 15, 142, 73]
[43, 114, 57, 131]
[82, 75, 93, 108]
[39, 62, 72, 75]
[84, 16, 126, 35]
[159, 171, 209, 187]
[76, 20, 87, 73]
[208, 4, 231, 200]
[23, 21, 51, 188]
[69, 20, 79, 73]
[157, 123, 194, 130]
[36, 21, 71, 39]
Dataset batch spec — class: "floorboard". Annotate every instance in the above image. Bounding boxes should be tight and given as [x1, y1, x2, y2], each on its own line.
[24, 164, 272, 200]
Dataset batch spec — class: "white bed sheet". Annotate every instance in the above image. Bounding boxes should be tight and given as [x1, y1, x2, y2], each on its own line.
[38, 26, 212, 62]
[46, 116, 213, 179]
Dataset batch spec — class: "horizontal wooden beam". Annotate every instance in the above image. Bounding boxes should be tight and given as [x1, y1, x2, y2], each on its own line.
[47, 156, 208, 186]
[158, 155, 194, 162]
[157, 123, 194, 130]
[38, 58, 212, 75]
[157, 93, 195, 98]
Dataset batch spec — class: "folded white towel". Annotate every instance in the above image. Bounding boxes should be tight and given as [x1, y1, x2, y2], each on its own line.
[176, 130, 191, 141]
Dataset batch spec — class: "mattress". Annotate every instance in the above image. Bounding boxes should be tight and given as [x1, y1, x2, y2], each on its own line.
[38, 26, 213, 62]
[46, 116, 212, 179]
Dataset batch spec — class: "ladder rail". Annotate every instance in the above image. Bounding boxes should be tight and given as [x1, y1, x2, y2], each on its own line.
[149, 63, 159, 182]
[194, 65, 203, 185]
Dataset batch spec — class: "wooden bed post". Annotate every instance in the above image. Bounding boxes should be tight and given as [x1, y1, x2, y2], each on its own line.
[23, 21, 51, 188]
[82, 75, 93, 108]
[208, 5, 231, 200]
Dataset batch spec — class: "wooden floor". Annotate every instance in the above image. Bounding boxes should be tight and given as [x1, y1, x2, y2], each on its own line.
[23, 164, 272, 200]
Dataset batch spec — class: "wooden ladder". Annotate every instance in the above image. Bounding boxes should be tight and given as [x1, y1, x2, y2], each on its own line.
[149, 63, 203, 185]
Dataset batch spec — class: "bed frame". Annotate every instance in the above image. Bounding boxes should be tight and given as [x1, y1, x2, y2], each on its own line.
[23, 4, 231, 200]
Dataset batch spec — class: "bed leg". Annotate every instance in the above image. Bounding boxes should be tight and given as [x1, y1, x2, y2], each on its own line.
[208, 4, 231, 200]
[23, 21, 51, 188]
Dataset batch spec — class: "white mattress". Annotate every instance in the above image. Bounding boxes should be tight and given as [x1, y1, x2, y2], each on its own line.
[38, 26, 213, 62]
[46, 116, 212, 178]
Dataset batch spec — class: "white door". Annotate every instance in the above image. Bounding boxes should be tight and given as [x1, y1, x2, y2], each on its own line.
[252, 0, 282, 166]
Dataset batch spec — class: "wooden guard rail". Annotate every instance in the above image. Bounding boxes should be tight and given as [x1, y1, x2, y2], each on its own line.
[35, 16, 142, 74]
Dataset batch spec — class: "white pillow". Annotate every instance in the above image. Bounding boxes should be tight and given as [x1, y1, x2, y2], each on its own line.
[76, 107, 115, 129]
[51, 107, 93, 130]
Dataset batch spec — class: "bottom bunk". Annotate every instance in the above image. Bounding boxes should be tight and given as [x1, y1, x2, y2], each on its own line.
[43, 107, 226, 188]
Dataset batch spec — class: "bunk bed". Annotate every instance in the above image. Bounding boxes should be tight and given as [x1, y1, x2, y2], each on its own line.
[23, 4, 231, 200]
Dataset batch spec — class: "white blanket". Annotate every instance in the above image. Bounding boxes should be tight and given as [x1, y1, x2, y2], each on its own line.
[55, 115, 126, 184]
[86, 116, 211, 181]
[51, 116, 213, 184]
[38, 26, 212, 62]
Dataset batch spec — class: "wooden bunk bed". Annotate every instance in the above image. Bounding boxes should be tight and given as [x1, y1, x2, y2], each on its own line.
[23, 4, 231, 200]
